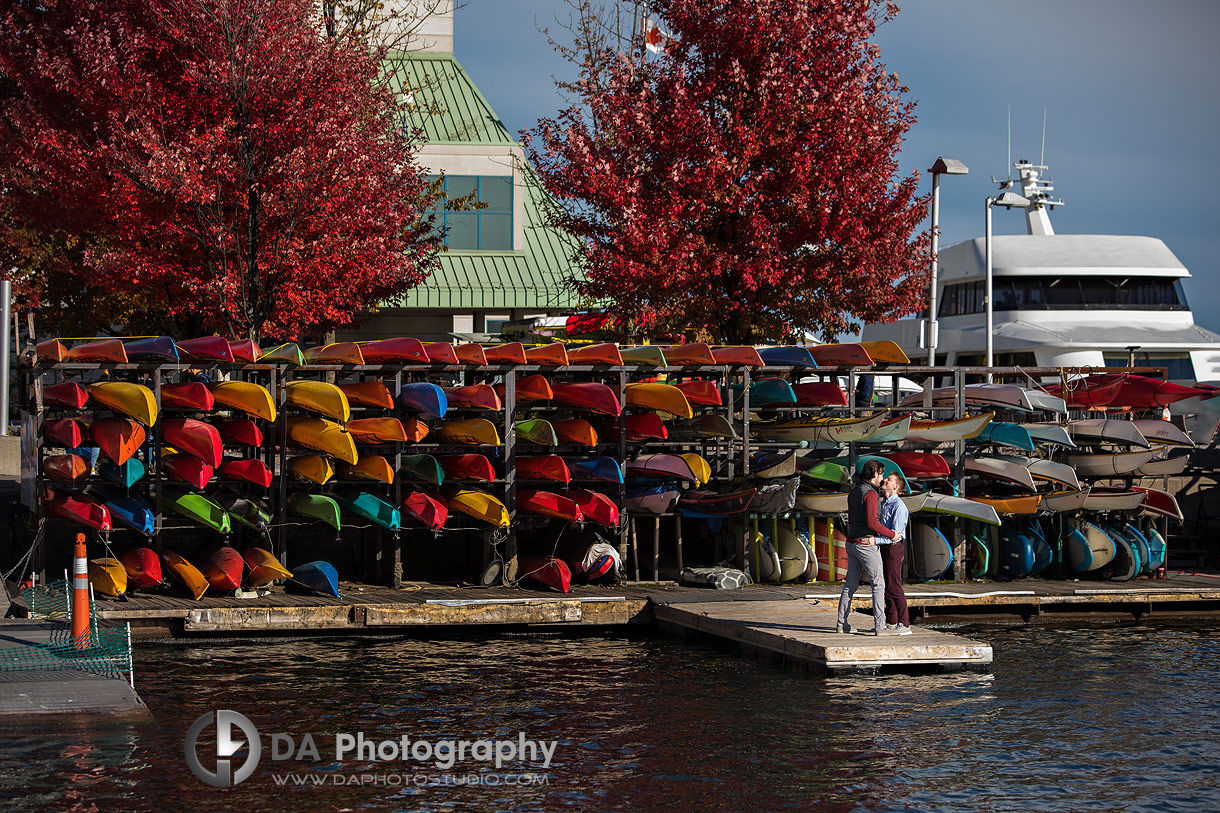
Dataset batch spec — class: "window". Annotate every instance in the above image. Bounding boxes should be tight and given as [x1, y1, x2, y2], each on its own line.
[483, 314, 511, 336]
[425, 175, 513, 250]
[939, 276, 1187, 317]
[1102, 353, 1195, 381]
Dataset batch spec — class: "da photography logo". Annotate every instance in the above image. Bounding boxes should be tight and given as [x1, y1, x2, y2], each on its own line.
[186, 709, 262, 787]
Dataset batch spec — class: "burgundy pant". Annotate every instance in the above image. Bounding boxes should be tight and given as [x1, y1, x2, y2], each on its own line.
[880, 543, 909, 627]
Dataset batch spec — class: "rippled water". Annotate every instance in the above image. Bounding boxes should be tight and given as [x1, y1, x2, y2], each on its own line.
[1, 624, 1218, 811]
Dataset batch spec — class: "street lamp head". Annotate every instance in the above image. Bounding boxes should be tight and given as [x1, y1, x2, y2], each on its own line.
[991, 191, 1031, 209]
[929, 157, 969, 175]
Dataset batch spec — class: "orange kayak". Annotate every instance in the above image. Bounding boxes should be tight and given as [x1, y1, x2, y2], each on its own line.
[66, 339, 128, 364]
[482, 342, 527, 365]
[305, 342, 365, 365]
[493, 374, 554, 404]
[454, 343, 488, 366]
[553, 419, 598, 447]
[661, 343, 715, 365]
[422, 342, 460, 365]
[711, 346, 765, 367]
[360, 337, 429, 364]
[525, 344, 569, 366]
[338, 381, 394, 410]
[567, 343, 623, 366]
[345, 417, 412, 444]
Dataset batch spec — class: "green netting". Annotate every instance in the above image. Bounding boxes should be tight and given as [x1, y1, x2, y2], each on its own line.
[20, 579, 75, 620]
[0, 625, 132, 680]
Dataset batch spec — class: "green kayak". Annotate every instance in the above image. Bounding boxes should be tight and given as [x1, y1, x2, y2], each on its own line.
[619, 346, 667, 366]
[164, 490, 231, 534]
[287, 493, 342, 531]
[514, 418, 558, 446]
[799, 459, 849, 486]
[218, 494, 272, 532]
[258, 342, 306, 366]
[400, 453, 445, 486]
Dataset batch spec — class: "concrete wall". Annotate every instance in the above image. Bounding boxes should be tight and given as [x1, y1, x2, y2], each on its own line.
[0, 435, 18, 477]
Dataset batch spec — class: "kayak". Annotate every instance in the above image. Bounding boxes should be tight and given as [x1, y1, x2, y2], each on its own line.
[337, 381, 395, 410]
[438, 454, 497, 482]
[304, 342, 365, 366]
[91, 417, 147, 465]
[624, 383, 693, 418]
[745, 378, 797, 407]
[619, 346, 668, 366]
[444, 384, 502, 411]
[43, 454, 89, 482]
[443, 487, 510, 527]
[66, 339, 128, 364]
[517, 489, 584, 521]
[421, 342, 460, 365]
[524, 343, 569, 366]
[792, 382, 848, 407]
[287, 493, 342, 531]
[161, 551, 209, 599]
[287, 454, 334, 485]
[44, 418, 89, 449]
[89, 381, 157, 426]
[567, 489, 619, 527]
[36, 338, 69, 363]
[161, 453, 214, 490]
[753, 411, 887, 444]
[228, 339, 261, 364]
[176, 337, 235, 363]
[906, 413, 995, 443]
[163, 489, 231, 533]
[399, 454, 445, 486]
[493, 374, 554, 404]
[625, 485, 681, 514]
[258, 342, 306, 366]
[162, 417, 224, 467]
[333, 489, 401, 530]
[286, 417, 358, 464]
[209, 381, 277, 422]
[669, 414, 736, 441]
[568, 343, 624, 366]
[290, 561, 340, 597]
[216, 418, 263, 448]
[711, 346, 765, 367]
[626, 454, 697, 481]
[42, 381, 90, 409]
[807, 343, 872, 367]
[88, 558, 127, 597]
[518, 556, 571, 593]
[402, 492, 448, 530]
[515, 418, 559, 446]
[756, 346, 819, 367]
[678, 488, 757, 517]
[345, 417, 413, 444]
[360, 337, 429, 364]
[551, 383, 622, 416]
[516, 455, 571, 483]
[217, 457, 274, 487]
[244, 548, 292, 587]
[218, 495, 272, 532]
[675, 380, 722, 406]
[603, 412, 668, 442]
[433, 418, 500, 446]
[335, 455, 395, 484]
[284, 380, 351, 423]
[160, 382, 215, 412]
[660, 343, 715, 365]
[568, 457, 623, 483]
[398, 382, 448, 418]
[552, 419, 598, 447]
[90, 487, 155, 535]
[45, 491, 112, 531]
[483, 342, 528, 365]
[454, 343, 489, 365]
[205, 547, 244, 591]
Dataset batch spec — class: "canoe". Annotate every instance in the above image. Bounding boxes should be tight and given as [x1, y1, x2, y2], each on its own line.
[568, 457, 623, 483]
[858, 415, 912, 444]
[568, 489, 619, 527]
[493, 374, 553, 404]
[964, 456, 1037, 490]
[88, 558, 127, 597]
[669, 414, 736, 440]
[999, 529, 1036, 578]
[619, 346, 667, 366]
[454, 343, 489, 366]
[443, 487, 510, 527]
[438, 454, 497, 482]
[972, 422, 1035, 453]
[568, 343, 623, 366]
[360, 337, 429, 364]
[403, 492, 447, 530]
[209, 381, 277, 421]
[421, 342, 460, 365]
[399, 454, 445, 486]
[89, 382, 157, 426]
[258, 342, 306, 366]
[305, 342, 365, 366]
[746, 378, 797, 407]
[96, 458, 144, 488]
[751, 449, 797, 478]
[552, 419, 598, 447]
[434, 418, 500, 446]
[160, 382, 215, 412]
[661, 343, 715, 366]
[36, 339, 69, 363]
[284, 380, 351, 423]
[287, 455, 334, 485]
[791, 382, 848, 407]
[346, 417, 412, 444]
[905, 413, 994, 443]
[162, 454, 214, 490]
[807, 343, 871, 367]
[45, 492, 112, 531]
[287, 493, 342, 531]
[625, 485, 681, 514]
[338, 381, 395, 410]
[858, 340, 910, 364]
[524, 343, 569, 366]
[217, 418, 263, 448]
[901, 491, 931, 512]
[515, 418, 559, 446]
[880, 452, 951, 480]
[43, 454, 89, 482]
[205, 547, 245, 591]
[335, 455, 395, 484]
[44, 418, 89, 449]
[123, 336, 179, 362]
[161, 551, 208, 599]
[814, 518, 849, 581]
[971, 495, 1041, 515]
[217, 457, 274, 487]
[675, 380, 722, 406]
[443, 384, 502, 411]
[218, 495, 272, 532]
[1106, 528, 1142, 582]
[517, 490, 584, 521]
[1069, 373, 1211, 409]
[43, 382, 90, 409]
[228, 339, 261, 364]
[604, 412, 668, 442]
[1023, 422, 1077, 449]
[798, 458, 849, 486]
[1040, 488, 1091, 513]
[624, 383, 693, 418]
[1047, 376, 1126, 409]
[626, 454, 697, 481]
[1134, 452, 1190, 477]
[910, 524, 953, 580]
[900, 384, 1031, 412]
[711, 346, 765, 367]
[163, 417, 223, 466]
[679, 453, 712, 485]
[286, 417, 358, 464]
[920, 493, 1001, 525]
[1130, 419, 1194, 448]
[91, 417, 147, 465]
[1024, 390, 1068, 415]
[1068, 449, 1156, 477]
[518, 556, 572, 593]
[65, 339, 128, 364]
[794, 490, 850, 513]
[1003, 455, 1081, 491]
[482, 342, 528, 365]
[398, 382, 448, 418]
[517, 455, 571, 483]
[334, 489, 401, 530]
[756, 346, 818, 367]
[176, 337, 235, 363]
[290, 561, 340, 597]
[1082, 487, 1146, 512]
[243, 548, 292, 587]
[678, 488, 757, 517]
[753, 411, 887, 444]
[1067, 419, 1150, 448]
[551, 382, 621, 416]
[1130, 487, 1184, 521]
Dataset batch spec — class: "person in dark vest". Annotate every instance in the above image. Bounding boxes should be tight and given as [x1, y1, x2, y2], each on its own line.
[835, 459, 901, 635]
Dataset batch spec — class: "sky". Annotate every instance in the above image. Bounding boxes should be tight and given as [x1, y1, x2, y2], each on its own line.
[452, 0, 1220, 330]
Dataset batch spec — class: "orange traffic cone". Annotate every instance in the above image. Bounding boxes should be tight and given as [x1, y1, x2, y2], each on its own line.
[71, 533, 91, 649]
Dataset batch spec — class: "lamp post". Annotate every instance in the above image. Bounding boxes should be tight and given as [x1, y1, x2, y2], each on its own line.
[927, 158, 968, 367]
[984, 191, 1031, 371]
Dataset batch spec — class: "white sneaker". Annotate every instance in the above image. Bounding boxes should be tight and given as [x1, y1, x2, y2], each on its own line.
[896, 625, 913, 635]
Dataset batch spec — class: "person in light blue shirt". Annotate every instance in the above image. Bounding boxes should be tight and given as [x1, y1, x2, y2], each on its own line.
[877, 473, 912, 635]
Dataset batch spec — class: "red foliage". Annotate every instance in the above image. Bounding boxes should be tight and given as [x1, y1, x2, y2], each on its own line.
[0, 0, 438, 340]
[526, 0, 929, 343]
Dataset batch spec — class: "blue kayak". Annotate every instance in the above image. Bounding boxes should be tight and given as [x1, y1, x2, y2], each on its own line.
[334, 489, 401, 530]
[399, 382, 448, 419]
[89, 487, 156, 535]
[757, 346, 819, 368]
[1145, 527, 1168, 571]
[972, 422, 1035, 453]
[568, 457, 624, 484]
[1000, 530, 1036, 578]
[1116, 524, 1153, 575]
[1104, 526, 1141, 581]
[291, 561, 340, 597]
[99, 457, 146, 487]
[123, 336, 180, 362]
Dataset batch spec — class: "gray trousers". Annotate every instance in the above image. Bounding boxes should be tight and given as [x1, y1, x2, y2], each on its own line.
[836, 542, 887, 631]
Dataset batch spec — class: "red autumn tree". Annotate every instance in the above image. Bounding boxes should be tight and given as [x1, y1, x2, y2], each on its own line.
[527, 0, 928, 343]
[0, 0, 439, 341]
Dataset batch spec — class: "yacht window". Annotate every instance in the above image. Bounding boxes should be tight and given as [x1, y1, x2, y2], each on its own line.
[1046, 279, 1084, 306]
[1102, 352, 1194, 380]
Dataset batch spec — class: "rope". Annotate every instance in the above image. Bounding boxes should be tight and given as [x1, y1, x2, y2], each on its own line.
[3, 523, 44, 584]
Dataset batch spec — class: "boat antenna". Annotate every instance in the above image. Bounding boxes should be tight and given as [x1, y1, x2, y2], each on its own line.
[1007, 104, 1012, 180]
[1040, 107, 1047, 167]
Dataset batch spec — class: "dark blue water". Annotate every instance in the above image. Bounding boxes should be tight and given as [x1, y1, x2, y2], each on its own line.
[1, 624, 1218, 811]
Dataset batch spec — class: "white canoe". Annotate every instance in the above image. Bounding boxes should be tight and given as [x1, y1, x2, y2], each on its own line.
[1067, 419, 1150, 448]
[794, 491, 849, 514]
[1023, 423, 1078, 449]
[900, 384, 1031, 412]
[1068, 449, 1156, 477]
[1041, 488, 1090, 513]
[857, 415, 912, 444]
[1134, 451, 1191, 477]
[989, 454, 1081, 491]
[1131, 419, 1194, 448]
[920, 493, 1001, 525]
[1023, 389, 1068, 415]
[964, 455, 1037, 490]
[752, 411, 887, 444]
[905, 412, 994, 443]
[900, 491, 931, 512]
[1082, 488, 1146, 512]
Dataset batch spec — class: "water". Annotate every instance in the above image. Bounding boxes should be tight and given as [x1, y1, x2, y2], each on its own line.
[1, 624, 1218, 811]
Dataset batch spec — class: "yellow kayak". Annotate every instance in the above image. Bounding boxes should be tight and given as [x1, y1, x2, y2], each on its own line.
[859, 340, 910, 364]
[624, 383, 694, 418]
[161, 550, 208, 600]
[336, 455, 394, 484]
[210, 381, 277, 422]
[88, 557, 127, 597]
[243, 547, 293, 587]
[288, 454, 334, 485]
[678, 453, 712, 485]
[434, 418, 501, 446]
[89, 382, 158, 426]
[286, 417, 358, 464]
[305, 342, 365, 366]
[284, 380, 350, 423]
[444, 487, 510, 527]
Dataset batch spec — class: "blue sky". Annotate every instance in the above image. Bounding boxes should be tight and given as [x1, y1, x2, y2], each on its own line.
[454, 0, 1220, 329]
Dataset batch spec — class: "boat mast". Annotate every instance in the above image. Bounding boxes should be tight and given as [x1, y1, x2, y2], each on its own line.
[1015, 160, 1065, 236]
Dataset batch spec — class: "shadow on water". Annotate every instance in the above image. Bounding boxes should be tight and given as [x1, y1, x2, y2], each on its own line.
[0, 624, 1217, 811]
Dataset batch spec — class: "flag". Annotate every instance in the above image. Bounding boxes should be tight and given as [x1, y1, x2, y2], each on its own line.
[644, 17, 672, 54]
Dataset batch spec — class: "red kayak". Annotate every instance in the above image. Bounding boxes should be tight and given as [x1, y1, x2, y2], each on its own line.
[493, 375, 554, 404]
[45, 492, 112, 531]
[604, 412, 668, 442]
[346, 417, 412, 444]
[567, 343, 623, 366]
[44, 418, 89, 449]
[120, 547, 164, 588]
[675, 380, 722, 406]
[176, 336, 235, 363]
[421, 342, 460, 365]
[402, 492, 448, 530]
[36, 338, 69, 363]
[711, 346, 765, 367]
[568, 489, 619, 527]
[65, 339, 128, 364]
[43, 381, 90, 409]
[162, 418, 223, 467]
[360, 337, 429, 364]
[205, 546, 244, 591]
[43, 454, 90, 482]
[91, 418, 147, 465]
[551, 383, 621, 416]
[792, 382, 849, 407]
[444, 384, 502, 411]
[454, 343, 488, 366]
[438, 454, 497, 482]
[880, 451, 952, 479]
[1044, 376, 1125, 409]
[517, 490, 584, 522]
[482, 342, 528, 365]
[162, 454, 214, 489]
[160, 383, 216, 412]
[218, 457, 274, 488]
[217, 418, 263, 447]
[228, 339, 262, 364]
[808, 343, 872, 366]
[518, 555, 572, 593]
[517, 455, 572, 483]
[553, 419, 598, 447]
[524, 344, 569, 366]
[661, 343, 715, 365]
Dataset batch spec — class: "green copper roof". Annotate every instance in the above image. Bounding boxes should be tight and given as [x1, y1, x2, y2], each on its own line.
[389, 52, 517, 146]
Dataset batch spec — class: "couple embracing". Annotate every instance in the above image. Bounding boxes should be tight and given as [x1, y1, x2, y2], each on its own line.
[835, 459, 912, 636]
